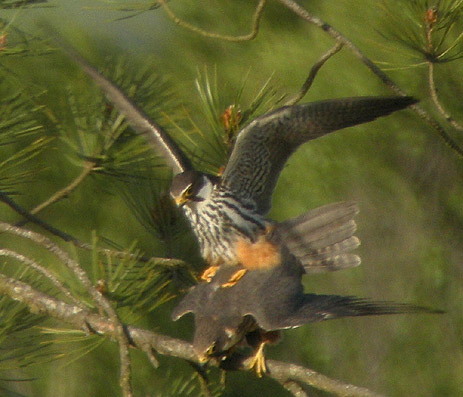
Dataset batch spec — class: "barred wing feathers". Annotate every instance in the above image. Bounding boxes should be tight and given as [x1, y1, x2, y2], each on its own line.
[222, 96, 417, 214]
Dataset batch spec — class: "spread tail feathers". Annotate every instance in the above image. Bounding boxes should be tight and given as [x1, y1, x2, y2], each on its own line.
[277, 201, 361, 273]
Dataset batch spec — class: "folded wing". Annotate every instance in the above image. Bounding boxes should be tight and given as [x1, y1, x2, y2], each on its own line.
[261, 294, 443, 330]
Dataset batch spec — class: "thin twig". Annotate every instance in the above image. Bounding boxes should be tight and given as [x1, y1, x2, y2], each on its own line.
[282, 380, 308, 397]
[194, 364, 213, 397]
[268, 361, 382, 397]
[285, 42, 344, 106]
[424, 14, 463, 132]
[139, 342, 159, 368]
[0, 273, 381, 397]
[0, 190, 187, 266]
[27, 161, 96, 218]
[0, 248, 82, 308]
[0, 222, 133, 397]
[428, 59, 463, 131]
[0, 190, 79, 243]
[277, 0, 463, 158]
[159, 0, 266, 42]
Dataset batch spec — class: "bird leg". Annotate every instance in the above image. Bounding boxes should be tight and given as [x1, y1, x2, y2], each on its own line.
[221, 268, 247, 288]
[245, 329, 281, 377]
[200, 265, 219, 282]
[246, 340, 267, 377]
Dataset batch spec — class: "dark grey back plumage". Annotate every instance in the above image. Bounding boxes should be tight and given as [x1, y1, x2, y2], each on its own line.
[172, 250, 440, 357]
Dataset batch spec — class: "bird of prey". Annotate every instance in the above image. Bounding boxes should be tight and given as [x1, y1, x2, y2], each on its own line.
[60, 44, 428, 373]
[61, 43, 416, 286]
[171, 229, 440, 375]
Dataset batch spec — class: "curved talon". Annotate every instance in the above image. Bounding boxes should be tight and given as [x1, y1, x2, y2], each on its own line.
[200, 265, 219, 282]
[246, 342, 267, 377]
[221, 268, 247, 288]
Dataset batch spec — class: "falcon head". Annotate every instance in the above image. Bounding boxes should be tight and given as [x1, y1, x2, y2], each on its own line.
[193, 315, 243, 363]
[169, 170, 216, 208]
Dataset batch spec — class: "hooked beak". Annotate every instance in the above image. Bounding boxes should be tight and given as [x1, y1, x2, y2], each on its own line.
[174, 195, 188, 207]
[196, 343, 215, 364]
[198, 354, 209, 364]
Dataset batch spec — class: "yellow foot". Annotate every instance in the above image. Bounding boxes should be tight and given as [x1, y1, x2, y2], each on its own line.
[200, 266, 219, 282]
[221, 268, 247, 288]
[246, 343, 267, 377]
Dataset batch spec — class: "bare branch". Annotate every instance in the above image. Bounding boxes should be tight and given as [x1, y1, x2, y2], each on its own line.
[0, 248, 82, 308]
[0, 191, 187, 266]
[0, 222, 133, 396]
[277, 0, 463, 158]
[267, 361, 382, 397]
[28, 161, 96, 218]
[159, 0, 266, 42]
[285, 42, 344, 106]
[281, 380, 308, 397]
[119, 337, 133, 397]
[0, 273, 382, 396]
[427, 59, 463, 131]
[0, 222, 109, 313]
[0, 190, 79, 243]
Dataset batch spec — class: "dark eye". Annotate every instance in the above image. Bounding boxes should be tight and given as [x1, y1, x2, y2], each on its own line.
[184, 185, 193, 197]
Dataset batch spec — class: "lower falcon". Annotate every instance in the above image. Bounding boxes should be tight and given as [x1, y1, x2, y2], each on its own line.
[172, 202, 442, 375]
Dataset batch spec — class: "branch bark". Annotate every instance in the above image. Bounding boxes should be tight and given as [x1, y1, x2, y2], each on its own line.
[27, 161, 96, 218]
[277, 0, 463, 158]
[0, 273, 382, 396]
[427, 57, 463, 131]
[0, 192, 187, 266]
[0, 221, 133, 397]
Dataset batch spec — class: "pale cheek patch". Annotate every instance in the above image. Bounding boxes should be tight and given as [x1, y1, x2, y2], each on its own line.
[235, 236, 282, 270]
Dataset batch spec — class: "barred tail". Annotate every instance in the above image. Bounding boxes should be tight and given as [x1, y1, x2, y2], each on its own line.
[277, 201, 360, 273]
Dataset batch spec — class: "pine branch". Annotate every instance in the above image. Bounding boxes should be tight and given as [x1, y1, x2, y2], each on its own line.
[25, 160, 96, 219]
[424, 9, 463, 132]
[284, 42, 344, 106]
[0, 273, 382, 397]
[153, 0, 463, 157]
[428, 61, 463, 130]
[276, 0, 463, 158]
[0, 248, 81, 307]
[0, 191, 187, 266]
[0, 222, 133, 397]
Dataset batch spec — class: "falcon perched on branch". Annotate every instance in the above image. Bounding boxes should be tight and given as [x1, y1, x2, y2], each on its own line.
[60, 43, 436, 373]
[172, 243, 439, 375]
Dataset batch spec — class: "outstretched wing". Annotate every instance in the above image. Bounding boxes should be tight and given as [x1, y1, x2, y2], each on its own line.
[61, 43, 193, 175]
[221, 96, 417, 214]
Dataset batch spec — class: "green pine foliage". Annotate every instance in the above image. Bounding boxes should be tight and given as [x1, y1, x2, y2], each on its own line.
[0, 0, 462, 396]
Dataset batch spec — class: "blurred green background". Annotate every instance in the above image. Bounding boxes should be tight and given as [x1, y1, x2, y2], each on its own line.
[1, 0, 463, 396]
